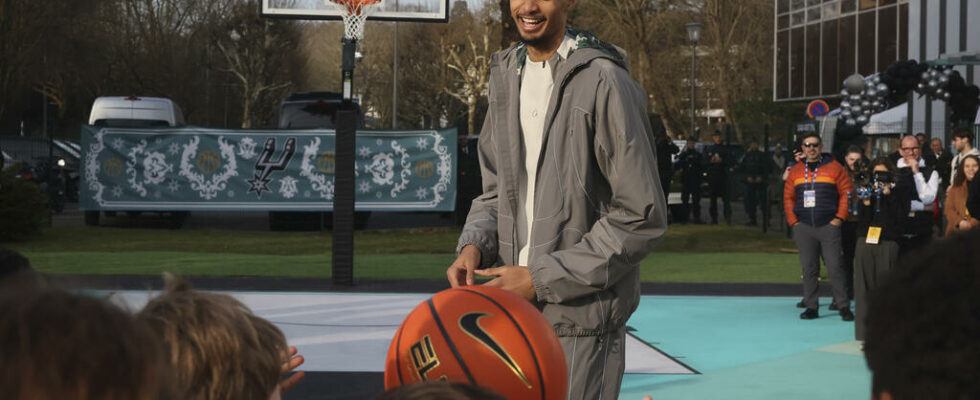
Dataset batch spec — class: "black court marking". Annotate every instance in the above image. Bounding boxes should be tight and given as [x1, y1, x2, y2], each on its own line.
[426, 299, 477, 384]
[625, 326, 700, 375]
[460, 288, 548, 400]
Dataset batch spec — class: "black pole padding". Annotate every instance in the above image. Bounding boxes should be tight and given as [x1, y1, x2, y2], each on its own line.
[332, 107, 357, 286]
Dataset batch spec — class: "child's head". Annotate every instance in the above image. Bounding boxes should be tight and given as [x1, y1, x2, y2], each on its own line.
[0, 287, 167, 400]
[138, 274, 287, 400]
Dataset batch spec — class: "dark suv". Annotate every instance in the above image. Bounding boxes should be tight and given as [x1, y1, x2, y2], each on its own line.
[269, 92, 368, 231]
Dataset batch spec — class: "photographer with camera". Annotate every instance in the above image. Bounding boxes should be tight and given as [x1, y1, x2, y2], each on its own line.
[852, 157, 912, 340]
[841, 146, 867, 302]
[896, 135, 940, 254]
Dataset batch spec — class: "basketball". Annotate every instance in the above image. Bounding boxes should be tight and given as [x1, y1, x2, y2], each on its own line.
[384, 285, 568, 400]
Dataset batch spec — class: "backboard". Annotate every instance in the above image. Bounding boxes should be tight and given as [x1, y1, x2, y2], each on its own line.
[262, 0, 450, 22]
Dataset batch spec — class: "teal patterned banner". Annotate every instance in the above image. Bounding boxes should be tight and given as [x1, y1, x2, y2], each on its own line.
[80, 125, 457, 211]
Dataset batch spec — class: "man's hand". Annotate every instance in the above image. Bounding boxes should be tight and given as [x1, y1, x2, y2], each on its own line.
[829, 218, 843, 227]
[279, 346, 305, 394]
[447, 245, 481, 287]
[475, 266, 536, 301]
[905, 157, 920, 174]
[959, 220, 972, 230]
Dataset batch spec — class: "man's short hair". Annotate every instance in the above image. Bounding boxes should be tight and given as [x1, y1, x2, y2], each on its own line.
[138, 274, 287, 400]
[0, 287, 167, 399]
[846, 145, 863, 155]
[801, 132, 821, 143]
[377, 381, 506, 400]
[864, 229, 980, 398]
[712, 130, 722, 137]
[914, 132, 927, 139]
[952, 127, 973, 143]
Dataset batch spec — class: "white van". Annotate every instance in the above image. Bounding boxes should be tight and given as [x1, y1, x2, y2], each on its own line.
[85, 96, 187, 227]
[88, 96, 185, 127]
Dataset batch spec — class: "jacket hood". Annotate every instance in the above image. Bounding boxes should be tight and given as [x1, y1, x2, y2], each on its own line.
[496, 28, 629, 74]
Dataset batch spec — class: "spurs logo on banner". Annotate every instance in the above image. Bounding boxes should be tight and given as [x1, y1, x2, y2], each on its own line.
[248, 137, 296, 198]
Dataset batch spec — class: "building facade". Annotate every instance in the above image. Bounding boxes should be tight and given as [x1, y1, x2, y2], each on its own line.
[774, 0, 980, 142]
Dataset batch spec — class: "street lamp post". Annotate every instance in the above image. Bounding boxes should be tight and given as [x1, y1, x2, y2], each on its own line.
[686, 22, 702, 140]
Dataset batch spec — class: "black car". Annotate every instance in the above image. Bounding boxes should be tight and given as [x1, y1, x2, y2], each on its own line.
[269, 92, 369, 231]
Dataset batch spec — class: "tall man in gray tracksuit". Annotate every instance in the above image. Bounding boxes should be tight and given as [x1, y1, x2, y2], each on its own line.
[445, 0, 668, 398]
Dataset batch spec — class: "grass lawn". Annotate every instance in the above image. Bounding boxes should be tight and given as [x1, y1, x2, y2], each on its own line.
[5, 224, 806, 283]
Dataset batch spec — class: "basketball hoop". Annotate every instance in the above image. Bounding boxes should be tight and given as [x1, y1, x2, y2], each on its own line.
[326, 0, 383, 41]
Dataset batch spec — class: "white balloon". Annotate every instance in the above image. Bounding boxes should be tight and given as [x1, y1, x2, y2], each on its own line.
[846, 118, 857, 126]
[943, 92, 951, 100]
[840, 100, 851, 109]
[857, 115, 869, 124]
[841, 109, 853, 118]
[876, 83, 889, 93]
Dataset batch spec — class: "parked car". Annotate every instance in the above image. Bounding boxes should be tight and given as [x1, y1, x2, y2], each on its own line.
[89, 96, 185, 127]
[84, 96, 188, 227]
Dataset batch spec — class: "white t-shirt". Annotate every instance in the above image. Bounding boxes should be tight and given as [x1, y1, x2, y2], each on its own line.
[518, 35, 576, 266]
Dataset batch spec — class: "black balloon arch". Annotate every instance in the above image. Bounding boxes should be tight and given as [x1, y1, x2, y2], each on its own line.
[837, 59, 980, 128]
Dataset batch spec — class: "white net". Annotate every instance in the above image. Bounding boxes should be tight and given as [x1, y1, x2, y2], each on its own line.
[326, 0, 382, 41]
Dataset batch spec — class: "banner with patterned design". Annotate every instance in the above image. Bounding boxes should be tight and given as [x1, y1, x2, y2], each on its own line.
[80, 125, 456, 211]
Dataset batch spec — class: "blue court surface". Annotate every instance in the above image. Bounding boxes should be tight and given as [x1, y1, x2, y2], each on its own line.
[105, 290, 870, 399]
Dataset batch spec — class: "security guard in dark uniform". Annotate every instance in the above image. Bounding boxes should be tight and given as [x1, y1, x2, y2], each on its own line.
[704, 131, 732, 224]
[741, 141, 768, 226]
[675, 138, 704, 223]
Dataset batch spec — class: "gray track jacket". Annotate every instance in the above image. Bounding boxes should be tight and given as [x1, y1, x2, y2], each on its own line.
[456, 30, 668, 337]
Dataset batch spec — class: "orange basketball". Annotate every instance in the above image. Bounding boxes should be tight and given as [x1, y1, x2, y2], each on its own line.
[384, 285, 567, 400]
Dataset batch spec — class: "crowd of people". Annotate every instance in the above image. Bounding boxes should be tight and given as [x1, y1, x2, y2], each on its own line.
[782, 129, 979, 338]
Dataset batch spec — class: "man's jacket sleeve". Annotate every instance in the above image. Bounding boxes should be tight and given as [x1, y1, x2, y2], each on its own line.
[784, 167, 798, 226]
[529, 68, 668, 304]
[835, 164, 853, 221]
[455, 101, 499, 269]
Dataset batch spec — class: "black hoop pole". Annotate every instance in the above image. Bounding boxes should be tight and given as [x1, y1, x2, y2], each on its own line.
[333, 37, 357, 286]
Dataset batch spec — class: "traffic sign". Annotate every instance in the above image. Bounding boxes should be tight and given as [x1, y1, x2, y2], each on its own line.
[807, 100, 830, 118]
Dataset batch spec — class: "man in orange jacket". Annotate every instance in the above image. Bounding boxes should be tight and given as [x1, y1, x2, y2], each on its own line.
[784, 133, 854, 321]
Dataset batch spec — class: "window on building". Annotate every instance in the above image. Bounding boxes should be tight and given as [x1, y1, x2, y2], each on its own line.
[791, 27, 805, 98]
[822, 19, 839, 94]
[806, 23, 822, 96]
[858, 10, 876, 73]
[878, 5, 898, 68]
[839, 14, 857, 85]
[777, 30, 790, 99]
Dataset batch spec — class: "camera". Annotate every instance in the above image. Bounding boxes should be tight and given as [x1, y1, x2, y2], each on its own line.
[855, 170, 896, 200]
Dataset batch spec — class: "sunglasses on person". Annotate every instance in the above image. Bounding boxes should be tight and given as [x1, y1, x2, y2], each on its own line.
[901, 147, 920, 151]
[803, 142, 821, 148]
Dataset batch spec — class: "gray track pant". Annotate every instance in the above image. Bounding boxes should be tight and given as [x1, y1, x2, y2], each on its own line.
[559, 327, 625, 400]
[792, 222, 849, 310]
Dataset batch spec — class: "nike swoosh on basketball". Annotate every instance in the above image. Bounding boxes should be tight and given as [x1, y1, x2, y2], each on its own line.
[458, 312, 532, 388]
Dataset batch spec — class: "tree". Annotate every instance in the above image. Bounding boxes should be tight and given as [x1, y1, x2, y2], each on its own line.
[692, 0, 773, 143]
[442, 18, 496, 136]
[213, 2, 302, 128]
[572, 0, 694, 137]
